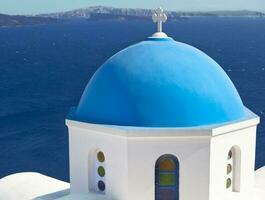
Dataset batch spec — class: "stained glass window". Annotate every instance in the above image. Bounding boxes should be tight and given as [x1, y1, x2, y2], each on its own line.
[227, 164, 232, 174]
[94, 150, 106, 193]
[98, 166, 105, 177]
[228, 150, 232, 160]
[226, 150, 233, 190]
[226, 146, 241, 192]
[98, 180, 106, 191]
[155, 155, 179, 200]
[226, 178, 232, 188]
[97, 151, 105, 162]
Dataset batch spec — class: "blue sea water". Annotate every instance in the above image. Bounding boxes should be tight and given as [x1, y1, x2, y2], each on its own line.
[0, 18, 264, 182]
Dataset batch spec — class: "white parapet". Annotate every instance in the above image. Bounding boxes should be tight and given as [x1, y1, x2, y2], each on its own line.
[0, 172, 69, 200]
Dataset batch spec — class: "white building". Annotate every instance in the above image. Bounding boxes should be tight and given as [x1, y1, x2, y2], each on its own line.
[0, 8, 264, 200]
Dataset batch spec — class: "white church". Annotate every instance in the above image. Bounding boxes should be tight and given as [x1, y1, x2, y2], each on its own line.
[1, 8, 265, 200]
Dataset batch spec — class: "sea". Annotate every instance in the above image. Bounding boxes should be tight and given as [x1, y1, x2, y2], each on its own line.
[0, 18, 264, 182]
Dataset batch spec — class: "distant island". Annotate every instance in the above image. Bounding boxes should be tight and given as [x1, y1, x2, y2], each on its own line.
[1, 6, 265, 27]
[0, 14, 60, 27]
[37, 6, 265, 19]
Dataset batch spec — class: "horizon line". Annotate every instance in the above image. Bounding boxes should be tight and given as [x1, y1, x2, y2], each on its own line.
[1, 5, 265, 16]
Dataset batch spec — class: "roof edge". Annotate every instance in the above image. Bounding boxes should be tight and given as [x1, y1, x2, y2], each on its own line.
[66, 107, 259, 138]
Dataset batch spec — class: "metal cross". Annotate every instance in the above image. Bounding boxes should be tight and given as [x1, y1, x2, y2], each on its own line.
[152, 7, 167, 33]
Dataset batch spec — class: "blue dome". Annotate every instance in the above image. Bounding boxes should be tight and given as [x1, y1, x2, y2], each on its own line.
[68, 37, 246, 127]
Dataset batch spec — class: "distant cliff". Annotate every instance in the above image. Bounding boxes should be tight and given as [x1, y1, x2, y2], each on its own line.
[0, 14, 60, 27]
[38, 6, 265, 20]
[1, 6, 265, 27]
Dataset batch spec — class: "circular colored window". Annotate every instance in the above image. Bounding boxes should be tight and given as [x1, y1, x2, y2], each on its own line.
[98, 181, 105, 191]
[98, 166, 105, 177]
[97, 151, 105, 162]
[226, 178, 232, 188]
[227, 164, 232, 174]
[228, 150, 232, 160]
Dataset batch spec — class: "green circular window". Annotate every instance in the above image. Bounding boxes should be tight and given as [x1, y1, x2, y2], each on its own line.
[97, 151, 105, 162]
[226, 178, 232, 189]
[98, 166, 105, 177]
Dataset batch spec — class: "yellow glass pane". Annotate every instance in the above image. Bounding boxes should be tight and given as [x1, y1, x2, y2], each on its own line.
[227, 164, 232, 174]
[97, 151, 105, 162]
[159, 159, 175, 171]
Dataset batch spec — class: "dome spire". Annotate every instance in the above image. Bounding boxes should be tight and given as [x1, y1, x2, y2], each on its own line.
[151, 7, 168, 38]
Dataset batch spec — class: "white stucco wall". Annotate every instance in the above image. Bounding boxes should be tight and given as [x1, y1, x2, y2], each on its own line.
[67, 125, 129, 200]
[209, 125, 258, 200]
[66, 111, 259, 200]
[126, 136, 211, 200]
[67, 122, 212, 200]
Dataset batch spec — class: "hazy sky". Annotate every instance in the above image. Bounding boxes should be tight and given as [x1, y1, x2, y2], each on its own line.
[1, 0, 265, 15]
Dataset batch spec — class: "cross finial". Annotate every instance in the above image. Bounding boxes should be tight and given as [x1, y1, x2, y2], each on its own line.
[152, 7, 167, 33]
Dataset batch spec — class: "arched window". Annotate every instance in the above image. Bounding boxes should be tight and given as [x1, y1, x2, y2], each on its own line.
[226, 146, 241, 192]
[90, 150, 106, 194]
[155, 155, 179, 200]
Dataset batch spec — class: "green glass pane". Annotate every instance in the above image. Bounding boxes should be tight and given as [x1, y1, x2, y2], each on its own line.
[159, 173, 175, 186]
[226, 178, 232, 189]
[98, 166, 105, 177]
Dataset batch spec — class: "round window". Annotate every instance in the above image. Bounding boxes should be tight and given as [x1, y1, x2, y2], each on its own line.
[227, 164, 232, 174]
[226, 178, 232, 188]
[98, 166, 105, 177]
[228, 150, 232, 160]
[98, 181, 106, 191]
[97, 151, 105, 162]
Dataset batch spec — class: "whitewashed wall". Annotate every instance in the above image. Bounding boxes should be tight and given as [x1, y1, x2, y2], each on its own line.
[66, 111, 259, 200]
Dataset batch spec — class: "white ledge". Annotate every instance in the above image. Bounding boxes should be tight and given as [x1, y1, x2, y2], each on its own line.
[66, 108, 259, 138]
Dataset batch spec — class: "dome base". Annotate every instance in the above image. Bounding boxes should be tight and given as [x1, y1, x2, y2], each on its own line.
[151, 32, 168, 38]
